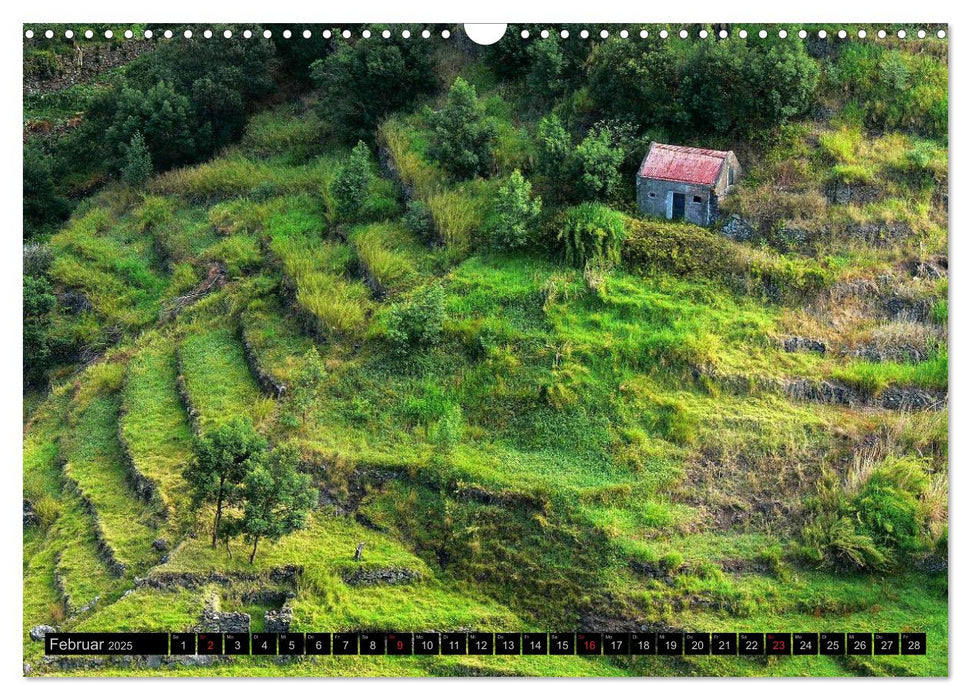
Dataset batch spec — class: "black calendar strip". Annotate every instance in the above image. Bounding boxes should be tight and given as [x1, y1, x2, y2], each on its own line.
[44, 631, 927, 656]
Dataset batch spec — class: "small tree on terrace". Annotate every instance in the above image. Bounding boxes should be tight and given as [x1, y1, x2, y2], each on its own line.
[491, 169, 542, 250]
[428, 77, 497, 179]
[121, 132, 153, 188]
[332, 140, 373, 221]
[184, 417, 267, 548]
[238, 444, 318, 563]
[288, 347, 327, 424]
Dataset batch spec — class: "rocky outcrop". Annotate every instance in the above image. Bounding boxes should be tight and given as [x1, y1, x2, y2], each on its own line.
[783, 378, 946, 410]
[341, 566, 421, 586]
[847, 342, 929, 364]
[198, 608, 251, 634]
[825, 181, 881, 205]
[697, 366, 946, 412]
[264, 607, 293, 633]
[29, 624, 57, 642]
[23, 499, 39, 528]
[195, 590, 251, 633]
[720, 215, 756, 242]
[134, 565, 301, 591]
[782, 336, 827, 355]
[25, 39, 157, 95]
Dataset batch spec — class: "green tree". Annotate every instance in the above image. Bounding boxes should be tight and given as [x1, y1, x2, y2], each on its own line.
[184, 418, 267, 547]
[23, 146, 70, 239]
[97, 81, 197, 172]
[288, 347, 327, 424]
[575, 127, 624, 202]
[121, 132, 153, 188]
[237, 444, 317, 563]
[681, 38, 819, 136]
[536, 114, 574, 183]
[587, 36, 679, 128]
[332, 141, 373, 221]
[428, 78, 497, 179]
[23, 274, 56, 388]
[311, 33, 435, 142]
[491, 169, 542, 249]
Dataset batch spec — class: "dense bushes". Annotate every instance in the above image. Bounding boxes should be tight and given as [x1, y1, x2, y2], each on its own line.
[385, 283, 446, 357]
[23, 270, 57, 388]
[623, 218, 837, 303]
[535, 116, 626, 204]
[587, 34, 820, 139]
[86, 29, 276, 174]
[23, 145, 70, 240]
[311, 29, 435, 143]
[332, 141, 373, 221]
[829, 43, 947, 139]
[557, 203, 627, 267]
[799, 456, 934, 571]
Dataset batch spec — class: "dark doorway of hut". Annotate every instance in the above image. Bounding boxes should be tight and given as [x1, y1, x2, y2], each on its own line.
[672, 192, 686, 221]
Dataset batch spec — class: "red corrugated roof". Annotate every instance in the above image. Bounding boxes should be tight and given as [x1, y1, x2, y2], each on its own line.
[638, 143, 730, 187]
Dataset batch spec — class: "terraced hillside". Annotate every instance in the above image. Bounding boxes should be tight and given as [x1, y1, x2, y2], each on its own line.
[24, 26, 947, 677]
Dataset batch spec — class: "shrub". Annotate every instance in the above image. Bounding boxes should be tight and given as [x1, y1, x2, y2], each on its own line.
[427, 78, 497, 179]
[800, 512, 888, 571]
[403, 200, 434, 240]
[23, 145, 70, 239]
[536, 113, 574, 197]
[490, 169, 542, 250]
[574, 127, 624, 202]
[852, 457, 928, 554]
[332, 141, 373, 221]
[23, 274, 56, 387]
[558, 203, 627, 268]
[121, 131, 153, 188]
[799, 457, 933, 571]
[385, 283, 446, 357]
[623, 219, 741, 277]
[431, 403, 463, 452]
[135, 195, 174, 232]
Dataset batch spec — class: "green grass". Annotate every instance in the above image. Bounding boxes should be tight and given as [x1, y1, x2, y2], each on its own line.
[61, 367, 161, 577]
[831, 348, 948, 395]
[349, 222, 428, 297]
[48, 204, 170, 333]
[241, 293, 316, 387]
[178, 324, 267, 429]
[120, 333, 195, 516]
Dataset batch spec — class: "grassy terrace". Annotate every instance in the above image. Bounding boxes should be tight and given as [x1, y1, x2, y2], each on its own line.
[177, 322, 268, 430]
[240, 290, 317, 391]
[120, 333, 195, 517]
[60, 364, 161, 577]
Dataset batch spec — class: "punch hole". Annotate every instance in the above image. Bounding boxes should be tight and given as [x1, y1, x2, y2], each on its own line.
[464, 24, 507, 45]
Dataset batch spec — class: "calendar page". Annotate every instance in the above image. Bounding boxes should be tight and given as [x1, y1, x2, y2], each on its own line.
[22, 22, 948, 678]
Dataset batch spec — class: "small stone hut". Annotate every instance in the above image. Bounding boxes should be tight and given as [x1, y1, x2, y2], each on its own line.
[636, 142, 740, 226]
